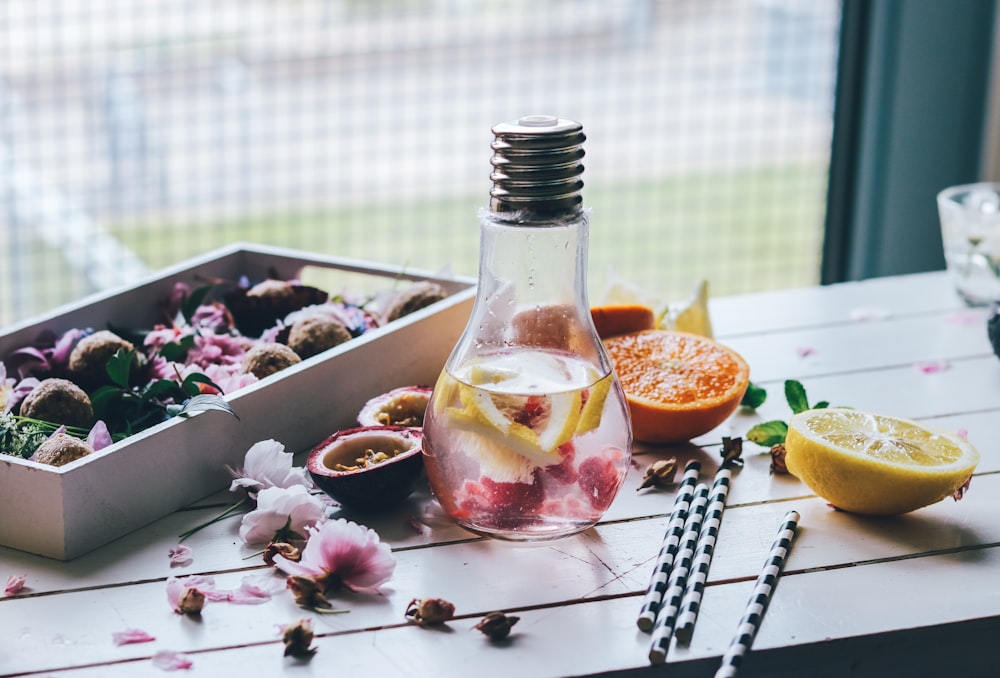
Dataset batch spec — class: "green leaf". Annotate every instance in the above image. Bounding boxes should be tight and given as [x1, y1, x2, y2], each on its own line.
[105, 348, 136, 388]
[746, 420, 788, 447]
[143, 379, 184, 400]
[159, 335, 196, 363]
[90, 385, 125, 419]
[169, 394, 239, 420]
[812, 400, 830, 409]
[740, 382, 767, 410]
[784, 379, 810, 414]
[181, 372, 223, 397]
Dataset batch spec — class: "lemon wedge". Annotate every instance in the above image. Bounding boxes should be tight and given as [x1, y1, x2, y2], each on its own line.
[447, 384, 581, 467]
[660, 279, 714, 338]
[785, 408, 980, 515]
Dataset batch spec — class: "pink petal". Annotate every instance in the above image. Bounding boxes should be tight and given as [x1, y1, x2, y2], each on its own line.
[945, 311, 984, 325]
[915, 360, 951, 374]
[227, 575, 282, 605]
[957, 428, 969, 440]
[4, 574, 26, 596]
[849, 306, 891, 322]
[168, 545, 193, 568]
[152, 650, 194, 671]
[796, 346, 816, 358]
[113, 628, 156, 646]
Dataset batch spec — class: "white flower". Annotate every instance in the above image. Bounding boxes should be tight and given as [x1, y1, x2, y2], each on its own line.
[228, 439, 313, 498]
[238, 485, 327, 545]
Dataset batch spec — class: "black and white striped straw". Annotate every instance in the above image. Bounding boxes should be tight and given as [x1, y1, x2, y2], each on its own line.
[648, 483, 711, 664]
[636, 460, 702, 632]
[714, 510, 801, 678]
[674, 466, 733, 644]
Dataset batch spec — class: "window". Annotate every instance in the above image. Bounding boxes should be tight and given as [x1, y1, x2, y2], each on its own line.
[2, 1, 843, 325]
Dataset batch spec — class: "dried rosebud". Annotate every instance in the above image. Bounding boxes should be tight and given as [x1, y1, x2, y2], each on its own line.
[287, 576, 330, 610]
[281, 618, 317, 658]
[769, 443, 788, 475]
[474, 611, 520, 640]
[264, 541, 301, 567]
[177, 587, 206, 616]
[405, 597, 456, 626]
[721, 436, 744, 467]
[637, 458, 678, 491]
[952, 474, 972, 501]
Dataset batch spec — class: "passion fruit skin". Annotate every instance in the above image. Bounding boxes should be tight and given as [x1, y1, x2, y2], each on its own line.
[307, 425, 424, 510]
[357, 385, 433, 427]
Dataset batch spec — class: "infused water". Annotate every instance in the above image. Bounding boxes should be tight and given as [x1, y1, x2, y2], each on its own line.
[423, 348, 631, 540]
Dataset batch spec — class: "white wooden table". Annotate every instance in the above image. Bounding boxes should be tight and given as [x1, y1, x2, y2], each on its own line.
[2, 271, 998, 677]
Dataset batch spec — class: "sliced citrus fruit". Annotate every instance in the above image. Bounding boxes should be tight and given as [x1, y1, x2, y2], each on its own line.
[575, 374, 612, 435]
[784, 409, 980, 515]
[660, 279, 714, 338]
[591, 304, 656, 339]
[602, 330, 749, 443]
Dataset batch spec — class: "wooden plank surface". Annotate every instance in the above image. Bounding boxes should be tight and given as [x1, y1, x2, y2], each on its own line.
[2, 271, 999, 677]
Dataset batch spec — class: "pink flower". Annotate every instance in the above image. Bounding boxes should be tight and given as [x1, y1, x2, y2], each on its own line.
[4, 574, 26, 596]
[113, 628, 156, 646]
[168, 544, 193, 568]
[152, 650, 194, 671]
[229, 439, 313, 497]
[239, 485, 327, 546]
[166, 575, 222, 614]
[186, 333, 251, 369]
[272, 519, 396, 594]
[796, 346, 816, 358]
[193, 363, 257, 396]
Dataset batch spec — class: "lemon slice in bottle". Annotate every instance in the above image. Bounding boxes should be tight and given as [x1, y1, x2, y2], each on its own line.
[784, 408, 980, 515]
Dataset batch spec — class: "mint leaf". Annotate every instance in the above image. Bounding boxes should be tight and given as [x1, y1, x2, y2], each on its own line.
[813, 400, 830, 409]
[784, 380, 809, 414]
[740, 382, 767, 410]
[746, 420, 788, 447]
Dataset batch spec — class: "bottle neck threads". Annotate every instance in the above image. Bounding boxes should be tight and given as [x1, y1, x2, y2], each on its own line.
[489, 115, 586, 221]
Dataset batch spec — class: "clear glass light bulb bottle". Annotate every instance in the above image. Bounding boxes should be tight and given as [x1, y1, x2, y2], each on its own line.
[422, 115, 632, 541]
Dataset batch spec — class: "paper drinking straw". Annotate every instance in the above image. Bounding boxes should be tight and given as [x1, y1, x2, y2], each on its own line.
[714, 510, 801, 678]
[648, 483, 711, 664]
[674, 466, 733, 644]
[636, 460, 702, 632]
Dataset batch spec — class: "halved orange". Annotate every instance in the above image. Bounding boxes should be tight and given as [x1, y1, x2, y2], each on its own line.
[603, 330, 749, 444]
[590, 304, 656, 339]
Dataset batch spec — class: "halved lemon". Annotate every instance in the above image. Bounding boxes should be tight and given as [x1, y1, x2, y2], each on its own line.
[784, 409, 980, 515]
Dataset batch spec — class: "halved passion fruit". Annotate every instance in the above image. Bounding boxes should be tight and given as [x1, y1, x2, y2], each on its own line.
[307, 426, 424, 510]
[357, 386, 433, 428]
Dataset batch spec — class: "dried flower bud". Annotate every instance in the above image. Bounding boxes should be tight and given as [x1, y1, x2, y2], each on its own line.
[769, 443, 788, 475]
[176, 587, 206, 616]
[264, 541, 301, 566]
[405, 597, 456, 626]
[474, 611, 520, 640]
[287, 575, 330, 610]
[952, 474, 972, 501]
[721, 436, 744, 467]
[637, 458, 678, 491]
[281, 618, 317, 658]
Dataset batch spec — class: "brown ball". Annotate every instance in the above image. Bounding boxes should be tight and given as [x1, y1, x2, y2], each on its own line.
[19, 378, 94, 429]
[241, 342, 302, 379]
[383, 281, 447, 323]
[287, 315, 352, 359]
[32, 432, 94, 467]
[68, 330, 135, 387]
